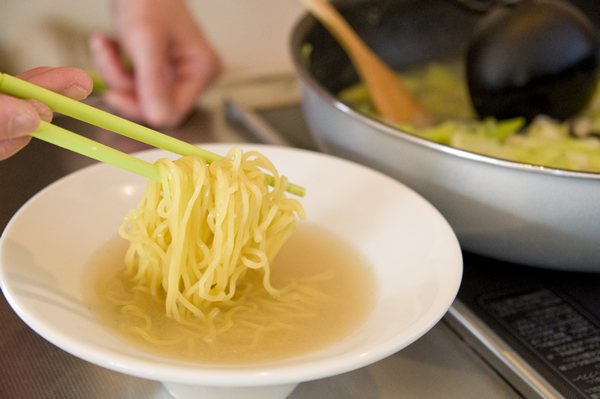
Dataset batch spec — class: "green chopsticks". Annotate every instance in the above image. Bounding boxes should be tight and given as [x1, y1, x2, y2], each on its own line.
[0, 73, 305, 197]
[31, 120, 163, 182]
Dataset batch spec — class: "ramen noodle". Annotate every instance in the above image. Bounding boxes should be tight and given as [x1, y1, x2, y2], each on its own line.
[117, 147, 306, 343]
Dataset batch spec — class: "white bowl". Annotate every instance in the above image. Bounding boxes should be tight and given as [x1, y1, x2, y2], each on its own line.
[0, 144, 462, 399]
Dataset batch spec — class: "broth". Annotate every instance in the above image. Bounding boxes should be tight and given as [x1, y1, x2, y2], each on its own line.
[83, 223, 378, 364]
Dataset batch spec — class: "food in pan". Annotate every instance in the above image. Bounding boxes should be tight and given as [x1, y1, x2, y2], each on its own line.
[337, 0, 600, 173]
[340, 62, 600, 173]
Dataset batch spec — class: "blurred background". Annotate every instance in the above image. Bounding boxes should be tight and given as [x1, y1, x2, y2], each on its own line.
[0, 0, 305, 79]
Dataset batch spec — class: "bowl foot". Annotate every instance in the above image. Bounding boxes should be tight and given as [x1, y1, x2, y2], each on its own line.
[162, 381, 299, 399]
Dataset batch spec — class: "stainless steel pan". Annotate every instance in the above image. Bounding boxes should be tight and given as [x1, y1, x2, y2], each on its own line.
[290, 0, 600, 271]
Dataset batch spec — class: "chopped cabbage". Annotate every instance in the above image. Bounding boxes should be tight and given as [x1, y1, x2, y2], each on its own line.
[338, 62, 600, 173]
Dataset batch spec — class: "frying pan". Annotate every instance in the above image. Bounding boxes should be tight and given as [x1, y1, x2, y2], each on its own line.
[290, 0, 600, 271]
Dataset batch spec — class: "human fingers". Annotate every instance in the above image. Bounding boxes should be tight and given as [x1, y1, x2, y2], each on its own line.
[88, 33, 150, 121]
[0, 67, 94, 160]
[126, 21, 222, 127]
[89, 33, 135, 92]
[125, 26, 174, 126]
[169, 42, 222, 125]
[160, 0, 221, 126]
[159, 0, 221, 126]
[0, 96, 38, 160]
[107, 0, 174, 126]
[16, 66, 54, 80]
[92, 27, 170, 124]
[109, 0, 222, 127]
[17, 67, 94, 101]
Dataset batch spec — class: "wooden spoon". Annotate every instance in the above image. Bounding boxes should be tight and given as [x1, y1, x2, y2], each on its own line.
[300, 0, 427, 125]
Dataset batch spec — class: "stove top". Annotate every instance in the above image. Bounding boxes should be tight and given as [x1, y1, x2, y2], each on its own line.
[456, 253, 600, 399]
[226, 93, 600, 399]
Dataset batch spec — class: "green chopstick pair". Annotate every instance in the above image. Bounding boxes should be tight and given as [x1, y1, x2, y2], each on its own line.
[0, 72, 305, 197]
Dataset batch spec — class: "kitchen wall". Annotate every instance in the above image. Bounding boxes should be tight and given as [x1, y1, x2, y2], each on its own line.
[0, 0, 306, 78]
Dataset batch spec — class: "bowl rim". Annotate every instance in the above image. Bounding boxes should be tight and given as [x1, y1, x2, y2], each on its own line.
[289, 8, 600, 181]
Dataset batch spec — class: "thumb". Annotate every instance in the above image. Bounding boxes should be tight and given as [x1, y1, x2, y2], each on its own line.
[128, 31, 173, 126]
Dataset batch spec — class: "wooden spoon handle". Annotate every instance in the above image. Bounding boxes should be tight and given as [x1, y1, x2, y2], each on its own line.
[300, 0, 426, 124]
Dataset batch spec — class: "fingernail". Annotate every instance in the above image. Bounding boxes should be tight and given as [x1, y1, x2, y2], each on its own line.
[27, 100, 53, 122]
[8, 114, 38, 138]
[62, 84, 89, 101]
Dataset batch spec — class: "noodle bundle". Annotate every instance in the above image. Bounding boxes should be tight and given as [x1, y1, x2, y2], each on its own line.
[118, 147, 306, 322]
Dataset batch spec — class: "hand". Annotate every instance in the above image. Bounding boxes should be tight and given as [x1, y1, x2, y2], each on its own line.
[0, 67, 93, 161]
[90, 0, 222, 128]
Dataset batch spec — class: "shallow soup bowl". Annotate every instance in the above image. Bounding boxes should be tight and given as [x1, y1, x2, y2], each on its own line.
[0, 144, 462, 399]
